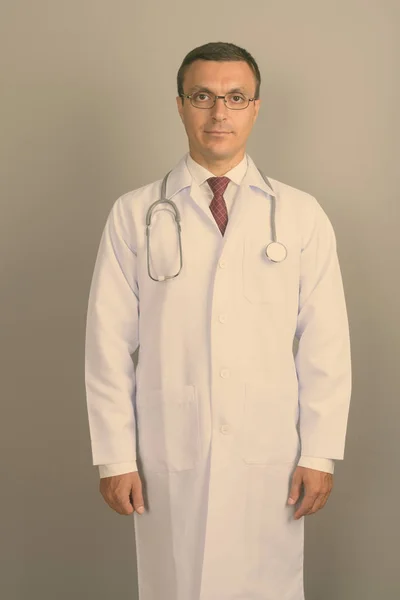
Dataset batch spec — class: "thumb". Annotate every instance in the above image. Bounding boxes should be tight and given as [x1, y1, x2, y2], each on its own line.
[131, 480, 145, 515]
[288, 471, 302, 505]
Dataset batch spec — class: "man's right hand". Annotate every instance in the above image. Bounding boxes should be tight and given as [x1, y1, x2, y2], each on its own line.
[99, 471, 145, 516]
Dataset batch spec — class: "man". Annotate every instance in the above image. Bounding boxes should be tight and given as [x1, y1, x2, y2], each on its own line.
[85, 41, 352, 600]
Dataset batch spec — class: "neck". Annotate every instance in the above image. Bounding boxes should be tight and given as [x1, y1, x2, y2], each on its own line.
[189, 148, 245, 176]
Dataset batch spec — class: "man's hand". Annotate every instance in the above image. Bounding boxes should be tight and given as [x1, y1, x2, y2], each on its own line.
[288, 466, 333, 520]
[99, 471, 145, 516]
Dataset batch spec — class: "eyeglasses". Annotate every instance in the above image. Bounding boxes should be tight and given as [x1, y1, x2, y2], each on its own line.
[180, 90, 256, 110]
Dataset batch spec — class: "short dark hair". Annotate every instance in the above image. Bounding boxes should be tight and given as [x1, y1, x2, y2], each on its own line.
[177, 41, 261, 103]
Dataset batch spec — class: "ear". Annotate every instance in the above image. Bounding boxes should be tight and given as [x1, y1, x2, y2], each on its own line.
[253, 98, 261, 122]
[176, 96, 184, 121]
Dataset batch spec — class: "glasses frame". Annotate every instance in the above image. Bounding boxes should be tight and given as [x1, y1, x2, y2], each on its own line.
[180, 91, 256, 110]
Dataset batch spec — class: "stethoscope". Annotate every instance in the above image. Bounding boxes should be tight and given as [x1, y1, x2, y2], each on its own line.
[145, 166, 288, 282]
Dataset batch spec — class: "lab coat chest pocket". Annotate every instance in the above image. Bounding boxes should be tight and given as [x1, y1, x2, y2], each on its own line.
[242, 237, 288, 304]
[241, 382, 300, 465]
[136, 385, 200, 472]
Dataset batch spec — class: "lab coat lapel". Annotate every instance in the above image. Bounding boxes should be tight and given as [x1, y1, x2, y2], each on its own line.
[165, 155, 220, 231]
[189, 182, 221, 230]
[218, 156, 276, 253]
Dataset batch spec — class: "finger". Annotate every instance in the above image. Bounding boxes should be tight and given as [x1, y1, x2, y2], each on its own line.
[131, 482, 145, 515]
[307, 477, 333, 515]
[102, 493, 133, 516]
[311, 489, 331, 513]
[103, 488, 135, 515]
[293, 494, 317, 520]
[306, 493, 326, 515]
[118, 495, 135, 515]
[320, 490, 332, 509]
[288, 481, 302, 504]
[99, 477, 137, 516]
[288, 471, 303, 504]
[108, 492, 134, 515]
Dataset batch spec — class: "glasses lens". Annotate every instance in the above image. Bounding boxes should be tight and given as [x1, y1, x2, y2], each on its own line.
[191, 91, 214, 108]
[225, 93, 248, 109]
[190, 91, 249, 109]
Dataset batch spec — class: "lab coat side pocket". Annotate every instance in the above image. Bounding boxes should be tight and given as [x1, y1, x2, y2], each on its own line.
[136, 384, 200, 473]
[241, 382, 300, 465]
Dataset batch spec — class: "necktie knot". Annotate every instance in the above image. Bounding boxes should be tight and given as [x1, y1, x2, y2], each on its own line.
[207, 176, 230, 197]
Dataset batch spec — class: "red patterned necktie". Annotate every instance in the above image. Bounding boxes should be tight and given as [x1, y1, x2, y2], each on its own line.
[207, 176, 230, 235]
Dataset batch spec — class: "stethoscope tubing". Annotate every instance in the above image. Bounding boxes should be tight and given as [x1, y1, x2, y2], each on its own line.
[146, 166, 287, 281]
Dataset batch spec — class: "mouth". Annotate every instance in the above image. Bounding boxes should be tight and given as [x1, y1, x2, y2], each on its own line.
[205, 131, 231, 135]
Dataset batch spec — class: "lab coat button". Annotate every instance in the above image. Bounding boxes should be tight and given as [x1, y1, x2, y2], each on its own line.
[220, 368, 230, 378]
[219, 314, 227, 323]
[220, 424, 231, 434]
[219, 259, 227, 268]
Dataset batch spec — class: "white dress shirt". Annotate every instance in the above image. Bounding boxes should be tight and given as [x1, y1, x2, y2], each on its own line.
[98, 153, 335, 478]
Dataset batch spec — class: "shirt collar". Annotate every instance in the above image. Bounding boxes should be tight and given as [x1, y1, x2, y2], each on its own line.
[185, 151, 248, 186]
[165, 151, 276, 198]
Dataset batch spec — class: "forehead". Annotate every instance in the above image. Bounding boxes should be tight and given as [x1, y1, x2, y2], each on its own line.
[184, 60, 256, 93]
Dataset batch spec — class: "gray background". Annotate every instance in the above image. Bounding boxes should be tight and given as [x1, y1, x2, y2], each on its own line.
[1, 1, 399, 599]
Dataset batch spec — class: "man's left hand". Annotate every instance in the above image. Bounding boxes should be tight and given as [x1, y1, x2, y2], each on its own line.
[288, 466, 333, 519]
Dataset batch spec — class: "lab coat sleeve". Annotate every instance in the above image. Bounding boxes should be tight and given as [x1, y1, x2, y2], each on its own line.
[295, 198, 352, 460]
[84, 195, 139, 467]
[297, 456, 334, 474]
[98, 461, 138, 478]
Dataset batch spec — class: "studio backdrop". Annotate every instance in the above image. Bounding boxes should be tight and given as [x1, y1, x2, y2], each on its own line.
[1, 1, 399, 599]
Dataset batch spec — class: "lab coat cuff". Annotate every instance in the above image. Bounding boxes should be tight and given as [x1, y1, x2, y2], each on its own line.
[297, 456, 335, 474]
[98, 461, 138, 478]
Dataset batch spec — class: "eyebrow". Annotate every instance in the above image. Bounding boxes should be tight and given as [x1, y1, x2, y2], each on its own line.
[189, 85, 246, 94]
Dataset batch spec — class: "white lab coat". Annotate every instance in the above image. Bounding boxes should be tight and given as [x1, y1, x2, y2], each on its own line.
[85, 152, 352, 600]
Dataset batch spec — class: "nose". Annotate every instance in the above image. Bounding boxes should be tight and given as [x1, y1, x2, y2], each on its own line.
[210, 97, 228, 120]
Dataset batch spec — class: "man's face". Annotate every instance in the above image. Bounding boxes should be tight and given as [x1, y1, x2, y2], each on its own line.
[176, 60, 261, 164]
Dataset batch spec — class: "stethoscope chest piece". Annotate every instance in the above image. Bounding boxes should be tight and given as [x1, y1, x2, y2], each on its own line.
[265, 241, 287, 263]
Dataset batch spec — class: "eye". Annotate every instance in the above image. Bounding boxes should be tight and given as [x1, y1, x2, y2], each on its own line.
[194, 92, 210, 101]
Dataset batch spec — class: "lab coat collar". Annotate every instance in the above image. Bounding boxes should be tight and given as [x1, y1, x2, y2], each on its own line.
[185, 151, 248, 187]
[165, 151, 276, 199]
